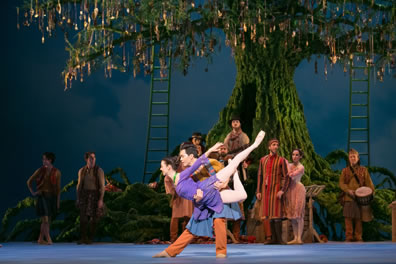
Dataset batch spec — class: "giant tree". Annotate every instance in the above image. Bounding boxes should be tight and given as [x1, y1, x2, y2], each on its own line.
[17, 0, 395, 240]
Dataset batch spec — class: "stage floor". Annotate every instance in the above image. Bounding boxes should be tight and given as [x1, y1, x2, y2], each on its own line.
[1, 242, 395, 264]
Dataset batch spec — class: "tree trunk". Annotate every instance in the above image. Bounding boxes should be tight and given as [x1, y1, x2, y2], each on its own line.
[207, 35, 329, 182]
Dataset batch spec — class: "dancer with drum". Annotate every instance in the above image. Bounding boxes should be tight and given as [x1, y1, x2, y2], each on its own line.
[339, 149, 375, 242]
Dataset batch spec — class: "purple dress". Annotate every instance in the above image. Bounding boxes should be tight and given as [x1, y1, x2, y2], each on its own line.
[176, 154, 223, 220]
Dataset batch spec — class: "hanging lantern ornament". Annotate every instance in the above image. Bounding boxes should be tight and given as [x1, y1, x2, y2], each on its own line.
[324, 57, 328, 79]
[16, 7, 20, 29]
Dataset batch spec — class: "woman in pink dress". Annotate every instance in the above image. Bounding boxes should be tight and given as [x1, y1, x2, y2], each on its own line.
[284, 149, 305, 245]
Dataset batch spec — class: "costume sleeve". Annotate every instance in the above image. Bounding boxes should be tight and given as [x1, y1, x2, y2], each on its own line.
[281, 158, 291, 193]
[176, 154, 210, 201]
[242, 133, 250, 145]
[364, 168, 375, 194]
[256, 158, 263, 194]
[56, 170, 61, 195]
[98, 168, 105, 200]
[164, 176, 176, 195]
[224, 133, 230, 147]
[178, 154, 210, 183]
[339, 168, 349, 193]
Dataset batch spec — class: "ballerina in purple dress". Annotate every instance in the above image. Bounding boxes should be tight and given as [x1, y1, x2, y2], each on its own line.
[176, 130, 266, 220]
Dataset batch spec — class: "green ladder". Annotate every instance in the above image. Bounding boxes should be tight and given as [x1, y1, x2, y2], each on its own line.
[347, 54, 371, 166]
[142, 46, 172, 183]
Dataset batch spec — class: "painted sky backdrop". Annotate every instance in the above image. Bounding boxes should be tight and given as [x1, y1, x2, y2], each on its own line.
[3, 1, 396, 218]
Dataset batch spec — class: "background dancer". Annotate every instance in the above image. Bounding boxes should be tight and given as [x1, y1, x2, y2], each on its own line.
[284, 149, 306, 245]
[161, 157, 194, 243]
[256, 138, 290, 244]
[76, 152, 105, 244]
[339, 149, 375, 242]
[27, 152, 61, 245]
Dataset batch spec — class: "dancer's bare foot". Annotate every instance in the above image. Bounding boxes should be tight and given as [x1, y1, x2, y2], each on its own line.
[252, 131, 266, 148]
[152, 250, 172, 258]
[38, 240, 48, 245]
[216, 253, 227, 258]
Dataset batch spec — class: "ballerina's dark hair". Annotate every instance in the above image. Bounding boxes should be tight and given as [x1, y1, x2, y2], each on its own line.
[292, 148, 304, 159]
[162, 156, 179, 170]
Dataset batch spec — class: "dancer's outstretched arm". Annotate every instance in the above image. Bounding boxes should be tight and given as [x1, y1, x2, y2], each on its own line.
[217, 130, 265, 182]
[178, 142, 223, 183]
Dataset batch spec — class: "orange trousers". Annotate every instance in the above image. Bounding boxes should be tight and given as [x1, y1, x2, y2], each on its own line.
[170, 217, 190, 242]
[165, 218, 227, 256]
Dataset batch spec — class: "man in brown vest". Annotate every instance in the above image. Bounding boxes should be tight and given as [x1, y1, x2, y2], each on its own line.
[76, 152, 105, 244]
[223, 116, 250, 242]
[224, 116, 250, 154]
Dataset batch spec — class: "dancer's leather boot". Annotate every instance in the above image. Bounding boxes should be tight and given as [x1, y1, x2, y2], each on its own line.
[274, 220, 286, 245]
[264, 220, 277, 244]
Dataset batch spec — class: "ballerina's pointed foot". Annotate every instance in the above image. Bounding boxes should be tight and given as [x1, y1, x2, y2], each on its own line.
[253, 131, 266, 147]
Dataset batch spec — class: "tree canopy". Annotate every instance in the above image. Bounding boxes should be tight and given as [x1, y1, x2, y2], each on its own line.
[19, 0, 396, 89]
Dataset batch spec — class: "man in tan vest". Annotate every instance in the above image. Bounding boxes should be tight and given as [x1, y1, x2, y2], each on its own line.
[76, 152, 105, 244]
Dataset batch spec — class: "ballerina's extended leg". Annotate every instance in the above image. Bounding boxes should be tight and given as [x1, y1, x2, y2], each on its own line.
[216, 130, 265, 183]
[220, 170, 247, 203]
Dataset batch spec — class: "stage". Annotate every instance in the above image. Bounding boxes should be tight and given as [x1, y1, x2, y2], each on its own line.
[0, 242, 395, 264]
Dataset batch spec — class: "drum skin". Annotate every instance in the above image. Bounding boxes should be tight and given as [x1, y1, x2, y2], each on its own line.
[355, 187, 373, 206]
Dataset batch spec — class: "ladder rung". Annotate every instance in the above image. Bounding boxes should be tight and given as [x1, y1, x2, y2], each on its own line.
[349, 140, 368, 143]
[148, 149, 168, 152]
[351, 104, 368, 106]
[147, 160, 161, 163]
[352, 79, 368, 82]
[351, 116, 368, 119]
[153, 78, 169, 81]
[153, 66, 169, 70]
[144, 171, 155, 175]
[153, 55, 170, 59]
[152, 102, 169, 105]
[352, 91, 368, 94]
[352, 66, 367, 69]
[152, 114, 168, 117]
[151, 125, 168, 128]
[149, 137, 168, 140]
[350, 128, 368, 131]
[153, 90, 169, 93]
[358, 153, 369, 155]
